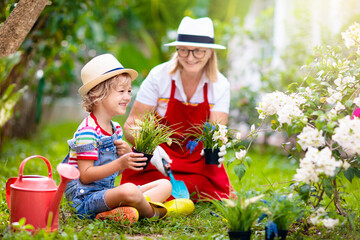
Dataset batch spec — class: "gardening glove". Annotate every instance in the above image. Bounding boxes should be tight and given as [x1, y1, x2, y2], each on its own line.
[151, 146, 172, 176]
[217, 145, 227, 167]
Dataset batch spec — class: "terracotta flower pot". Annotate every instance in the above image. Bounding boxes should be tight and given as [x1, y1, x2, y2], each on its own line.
[204, 148, 220, 165]
[132, 148, 152, 170]
[228, 230, 252, 240]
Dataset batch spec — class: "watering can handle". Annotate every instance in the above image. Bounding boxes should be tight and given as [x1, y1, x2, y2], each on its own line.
[18, 155, 53, 180]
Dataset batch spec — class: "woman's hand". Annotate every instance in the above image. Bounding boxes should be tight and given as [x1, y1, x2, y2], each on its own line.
[114, 140, 132, 156]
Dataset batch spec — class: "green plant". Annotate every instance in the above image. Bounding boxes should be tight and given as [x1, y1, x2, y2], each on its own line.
[211, 191, 263, 232]
[186, 122, 230, 152]
[262, 192, 304, 230]
[131, 112, 179, 155]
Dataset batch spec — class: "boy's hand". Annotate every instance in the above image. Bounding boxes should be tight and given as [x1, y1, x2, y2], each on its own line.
[117, 152, 147, 171]
[114, 140, 132, 156]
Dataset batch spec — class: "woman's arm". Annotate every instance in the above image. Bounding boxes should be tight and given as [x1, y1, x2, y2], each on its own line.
[209, 111, 228, 125]
[124, 100, 156, 145]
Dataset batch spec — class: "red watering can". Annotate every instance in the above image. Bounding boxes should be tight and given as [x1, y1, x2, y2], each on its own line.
[5, 155, 79, 232]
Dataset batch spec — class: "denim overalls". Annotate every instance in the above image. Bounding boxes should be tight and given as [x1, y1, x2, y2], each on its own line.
[62, 123, 120, 219]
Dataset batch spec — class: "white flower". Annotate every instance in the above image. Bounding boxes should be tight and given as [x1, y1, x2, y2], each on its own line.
[293, 147, 341, 184]
[310, 215, 320, 225]
[235, 132, 242, 140]
[354, 97, 360, 107]
[342, 22, 360, 49]
[342, 161, 351, 170]
[297, 126, 326, 151]
[235, 150, 247, 160]
[277, 103, 303, 125]
[257, 91, 289, 117]
[250, 124, 256, 133]
[333, 116, 360, 154]
[322, 218, 339, 229]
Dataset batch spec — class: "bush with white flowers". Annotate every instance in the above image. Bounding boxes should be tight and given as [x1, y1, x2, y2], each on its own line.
[257, 22, 360, 217]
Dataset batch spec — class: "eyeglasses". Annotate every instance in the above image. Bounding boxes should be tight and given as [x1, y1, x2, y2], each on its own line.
[176, 48, 207, 59]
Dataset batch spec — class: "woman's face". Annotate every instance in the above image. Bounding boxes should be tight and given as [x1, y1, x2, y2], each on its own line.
[177, 46, 212, 74]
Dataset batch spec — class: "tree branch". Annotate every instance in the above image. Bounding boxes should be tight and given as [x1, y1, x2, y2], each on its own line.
[0, 0, 51, 58]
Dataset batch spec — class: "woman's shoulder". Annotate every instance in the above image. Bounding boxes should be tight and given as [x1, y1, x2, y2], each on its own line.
[211, 72, 230, 89]
[148, 61, 173, 76]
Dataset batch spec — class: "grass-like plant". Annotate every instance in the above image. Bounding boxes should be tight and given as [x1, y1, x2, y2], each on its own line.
[211, 191, 263, 232]
[131, 112, 179, 155]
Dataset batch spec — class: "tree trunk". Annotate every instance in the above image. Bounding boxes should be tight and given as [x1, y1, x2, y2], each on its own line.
[0, 0, 50, 58]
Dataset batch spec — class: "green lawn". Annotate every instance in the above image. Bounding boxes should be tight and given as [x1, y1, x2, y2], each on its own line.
[1, 121, 359, 239]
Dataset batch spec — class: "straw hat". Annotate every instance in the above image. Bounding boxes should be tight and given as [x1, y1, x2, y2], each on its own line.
[79, 53, 138, 96]
[164, 16, 226, 49]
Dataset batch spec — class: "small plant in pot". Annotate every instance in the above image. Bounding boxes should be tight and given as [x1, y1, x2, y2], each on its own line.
[186, 122, 232, 165]
[261, 192, 304, 240]
[211, 191, 264, 240]
[131, 112, 178, 169]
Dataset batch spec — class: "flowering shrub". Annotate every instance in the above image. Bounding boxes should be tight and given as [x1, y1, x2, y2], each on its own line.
[257, 22, 360, 214]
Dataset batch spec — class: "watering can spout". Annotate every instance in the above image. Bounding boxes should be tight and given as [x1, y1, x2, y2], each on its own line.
[47, 163, 80, 223]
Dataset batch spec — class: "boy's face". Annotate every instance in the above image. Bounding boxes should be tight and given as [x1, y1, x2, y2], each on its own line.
[99, 79, 132, 117]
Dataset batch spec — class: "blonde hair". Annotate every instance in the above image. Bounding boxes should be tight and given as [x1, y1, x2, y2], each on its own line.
[169, 50, 218, 82]
[82, 73, 131, 112]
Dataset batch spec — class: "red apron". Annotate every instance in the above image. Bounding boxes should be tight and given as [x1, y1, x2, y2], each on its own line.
[121, 80, 231, 201]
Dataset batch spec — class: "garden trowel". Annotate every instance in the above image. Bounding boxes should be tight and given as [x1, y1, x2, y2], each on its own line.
[162, 159, 190, 199]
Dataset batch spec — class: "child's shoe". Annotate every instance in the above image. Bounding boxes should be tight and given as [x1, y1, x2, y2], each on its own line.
[148, 201, 168, 220]
[163, 199, 195, 216]
[95, 206, 139, 225]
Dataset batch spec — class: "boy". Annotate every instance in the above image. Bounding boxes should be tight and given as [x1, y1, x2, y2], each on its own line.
[62, 54, 171, 224]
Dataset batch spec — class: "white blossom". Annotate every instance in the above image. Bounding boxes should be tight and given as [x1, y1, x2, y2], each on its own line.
[293, 147, 342, 184]
[235, 150, 247, 160]
[333, 116, 360, 154]
[342, 22, 360, 49]
[354, 97, 360, 107]
[257, 91, 289, 118]
[297, 126, 326, 151]
[342, 161, 351, 170]
[322, 218, 339, 229]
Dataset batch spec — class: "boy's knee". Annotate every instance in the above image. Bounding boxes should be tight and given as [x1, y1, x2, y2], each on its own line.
[121, 183, 143, 203]
[158, 178, 172, 192]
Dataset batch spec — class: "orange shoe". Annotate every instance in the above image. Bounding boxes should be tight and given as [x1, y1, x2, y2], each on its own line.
[95, 206, 139, 225]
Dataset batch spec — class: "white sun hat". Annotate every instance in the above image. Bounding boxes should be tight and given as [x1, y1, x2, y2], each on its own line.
[79, 53, 138, 96]
[164, 16, 226, 49]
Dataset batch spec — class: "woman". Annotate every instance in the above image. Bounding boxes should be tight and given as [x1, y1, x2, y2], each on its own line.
[121, 16, 231, 201]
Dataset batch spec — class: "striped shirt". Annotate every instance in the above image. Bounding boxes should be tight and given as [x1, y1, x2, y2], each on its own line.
[68, 113, 123, 166]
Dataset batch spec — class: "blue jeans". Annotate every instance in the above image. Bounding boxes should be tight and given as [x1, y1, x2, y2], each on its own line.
[63, 131, 119, 219]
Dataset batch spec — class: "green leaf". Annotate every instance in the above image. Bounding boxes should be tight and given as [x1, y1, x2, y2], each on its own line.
[353, 167, 360, 178]
[233, 163, 246, 181]
[298, 184, 310, 202]
[343, 167, 355, 183]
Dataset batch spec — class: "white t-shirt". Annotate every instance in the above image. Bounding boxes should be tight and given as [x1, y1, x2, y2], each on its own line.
[136, 60, 230, 117]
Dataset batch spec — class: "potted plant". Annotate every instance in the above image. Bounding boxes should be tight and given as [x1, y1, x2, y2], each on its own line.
[186, 122, 231, 165]
[261, 193, 304, 240]
[211, 191, 264, 240]
[131, 112, 179, 169]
